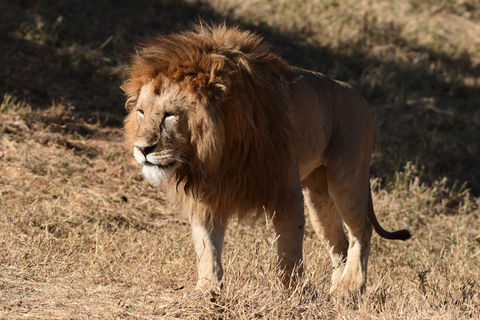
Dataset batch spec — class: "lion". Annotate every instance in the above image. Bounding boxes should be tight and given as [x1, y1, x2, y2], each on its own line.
[122, 24, 411, 294]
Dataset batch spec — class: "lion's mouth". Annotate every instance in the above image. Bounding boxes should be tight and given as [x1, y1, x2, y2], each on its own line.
[145, 160, 177, 170]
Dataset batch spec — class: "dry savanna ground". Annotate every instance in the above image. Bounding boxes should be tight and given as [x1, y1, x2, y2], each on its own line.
[1, 0, 479, 319]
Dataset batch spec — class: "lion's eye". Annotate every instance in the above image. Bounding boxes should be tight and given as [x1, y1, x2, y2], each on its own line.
[137, 109, 144, 121]
[164, 112, 175, 121]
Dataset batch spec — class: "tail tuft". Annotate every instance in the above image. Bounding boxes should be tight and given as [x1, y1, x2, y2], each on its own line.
[392, 229, 412, 241]
[388, 229, 411, 241]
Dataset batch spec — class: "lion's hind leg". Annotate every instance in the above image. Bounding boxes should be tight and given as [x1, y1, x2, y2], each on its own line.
[325, 162, 373, 295]
[302, 166, 349, 293]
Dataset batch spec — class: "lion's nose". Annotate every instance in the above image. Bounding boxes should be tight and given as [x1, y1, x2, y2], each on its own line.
[135, 144, 156, 156]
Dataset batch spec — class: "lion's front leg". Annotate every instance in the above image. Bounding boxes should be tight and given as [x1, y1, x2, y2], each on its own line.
[272, 185, 306, 288]
[190, 215, 225, 292]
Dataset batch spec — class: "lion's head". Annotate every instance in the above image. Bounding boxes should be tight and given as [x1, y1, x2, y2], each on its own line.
[123, 24, 297, 223]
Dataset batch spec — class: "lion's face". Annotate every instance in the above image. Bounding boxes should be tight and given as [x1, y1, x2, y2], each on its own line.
[126, 80, 194, 186]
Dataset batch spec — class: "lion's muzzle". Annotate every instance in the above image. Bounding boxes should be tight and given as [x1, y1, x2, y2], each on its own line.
[133, 143, 153, 165]
[133, 142, 180, 185]
[134, 144, 176, 167]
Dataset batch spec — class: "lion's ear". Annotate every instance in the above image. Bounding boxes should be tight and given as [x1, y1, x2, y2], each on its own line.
[205, 55, 235, 101]
[207, 79, 232, 102]
[121, 77, 142, 112]
[124, 96, 138, 112]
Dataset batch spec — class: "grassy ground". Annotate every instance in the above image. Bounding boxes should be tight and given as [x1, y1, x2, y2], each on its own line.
[1, 0, 479, 318]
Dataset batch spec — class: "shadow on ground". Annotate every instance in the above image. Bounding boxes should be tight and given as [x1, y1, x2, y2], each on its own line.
[1, 0, 479, 193]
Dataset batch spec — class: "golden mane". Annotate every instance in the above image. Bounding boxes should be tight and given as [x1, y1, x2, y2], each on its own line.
[123, 24, 297, 224]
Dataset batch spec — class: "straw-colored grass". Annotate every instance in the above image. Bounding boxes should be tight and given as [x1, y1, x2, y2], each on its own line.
[1, 0, 479, 318]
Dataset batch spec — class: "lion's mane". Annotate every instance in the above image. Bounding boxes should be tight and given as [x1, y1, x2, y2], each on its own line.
[123, 24, 298, 224]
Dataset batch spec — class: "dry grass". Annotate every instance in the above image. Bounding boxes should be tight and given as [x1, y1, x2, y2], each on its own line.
[1, 0, 480, 318]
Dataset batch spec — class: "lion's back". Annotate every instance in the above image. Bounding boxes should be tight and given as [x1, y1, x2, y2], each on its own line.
[289, 68, 374, 180]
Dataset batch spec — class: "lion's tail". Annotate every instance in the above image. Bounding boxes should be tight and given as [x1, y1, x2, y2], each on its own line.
[367, 188, 411, 241]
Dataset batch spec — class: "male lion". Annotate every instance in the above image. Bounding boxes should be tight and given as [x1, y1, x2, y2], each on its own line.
[123, 24, 411, 294]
